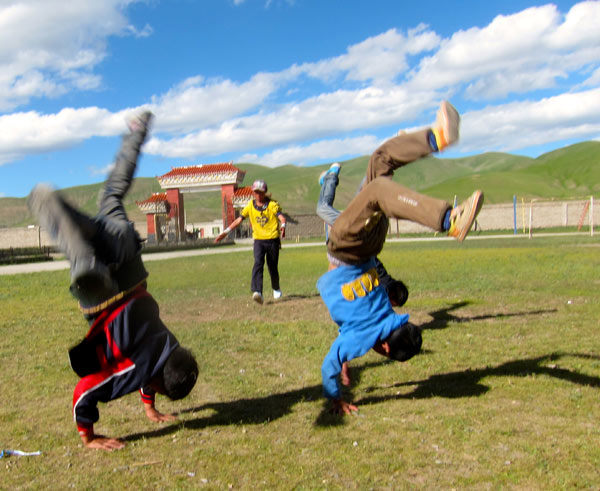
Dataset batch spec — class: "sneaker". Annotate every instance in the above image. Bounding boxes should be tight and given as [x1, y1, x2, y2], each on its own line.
[431, 101, 460, 151]
[318, 162, 341, 186]
[448, 190, 484, 242]
[273, 289, 282, 299]
[127, 110, 154, 134]
[252, 291, 263, 305]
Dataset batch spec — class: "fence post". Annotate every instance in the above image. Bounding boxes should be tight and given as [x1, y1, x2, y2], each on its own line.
[591, 196, 594, 237]
[522, 198, 526, 233]
[513, 195, 517, 235]
[528, 201, 533, 239]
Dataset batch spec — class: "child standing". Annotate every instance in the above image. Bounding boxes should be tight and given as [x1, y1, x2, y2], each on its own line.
[214, 179, 287, 304]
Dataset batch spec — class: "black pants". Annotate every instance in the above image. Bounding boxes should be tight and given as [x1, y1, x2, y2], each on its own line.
[251, 238, 280, 294]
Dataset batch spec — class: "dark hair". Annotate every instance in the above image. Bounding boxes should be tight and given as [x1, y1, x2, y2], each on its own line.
[386, 323, 422, 362]
[162, 346, 199, 400]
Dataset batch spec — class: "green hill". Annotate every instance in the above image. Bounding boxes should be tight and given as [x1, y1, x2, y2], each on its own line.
[1, 141, 598, 228]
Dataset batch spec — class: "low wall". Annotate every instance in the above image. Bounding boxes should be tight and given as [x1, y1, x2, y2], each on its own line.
[0, 221, 148, 250]
[0, 199, 596, 249]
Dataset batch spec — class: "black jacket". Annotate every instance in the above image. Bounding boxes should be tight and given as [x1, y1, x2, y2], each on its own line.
[69, 287, 178, 435]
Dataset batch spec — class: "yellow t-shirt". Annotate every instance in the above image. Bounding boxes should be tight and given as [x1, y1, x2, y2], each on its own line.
[241, 199, 283, 240]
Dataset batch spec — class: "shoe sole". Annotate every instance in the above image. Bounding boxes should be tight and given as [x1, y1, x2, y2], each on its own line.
[252, 294, 263, 305]
[438, 101, 459, 148]
[457, 191, 484, 242]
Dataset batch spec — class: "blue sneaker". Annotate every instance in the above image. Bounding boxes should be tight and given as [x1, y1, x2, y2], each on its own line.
[318, 162, 341, 186]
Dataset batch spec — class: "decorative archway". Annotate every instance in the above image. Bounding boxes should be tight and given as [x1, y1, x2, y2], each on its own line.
[136, 162, 251, 243]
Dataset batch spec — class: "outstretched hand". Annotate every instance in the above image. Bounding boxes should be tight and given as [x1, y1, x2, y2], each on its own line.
[331, 398, 358, 415]
[82, 434, 125, 451]
[144, 403, 178, 423]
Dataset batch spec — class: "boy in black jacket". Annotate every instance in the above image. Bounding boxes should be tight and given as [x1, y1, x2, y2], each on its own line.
[28, 111, 198, 451]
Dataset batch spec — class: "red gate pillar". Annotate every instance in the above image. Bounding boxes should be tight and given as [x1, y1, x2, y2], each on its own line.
[146, 213, 156, 244]
[166, 188, 185, 241]
[221, 183, 236, 227]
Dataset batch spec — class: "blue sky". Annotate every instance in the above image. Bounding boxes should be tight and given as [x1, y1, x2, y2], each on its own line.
[0, 0, 599, 198]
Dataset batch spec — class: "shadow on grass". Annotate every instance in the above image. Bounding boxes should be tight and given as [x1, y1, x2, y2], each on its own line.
[121, 304, 585, 442]
[123, 352, 598, 443]
[359, 352, 600, 404]
[421, 301, 558, 330]
[263, 292, 321, 305]
[123, 384, 327, 442]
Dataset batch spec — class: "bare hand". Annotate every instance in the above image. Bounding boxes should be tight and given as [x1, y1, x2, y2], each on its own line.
[331, 399, 358, 415]
[82, 434, 125, 451]
[145, 404, 178, 423]
[341, 362, 351, 386]
[214, 233, 226, 243]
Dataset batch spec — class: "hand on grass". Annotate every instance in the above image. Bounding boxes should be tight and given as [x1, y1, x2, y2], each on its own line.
[82, 434, 125, 451]
[331, 398, 358, 415]
[144, 403, 178, 423]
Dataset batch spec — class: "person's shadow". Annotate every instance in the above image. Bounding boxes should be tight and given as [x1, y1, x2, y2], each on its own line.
[420, 300, 557, 330]
[122, 304, 593, 442]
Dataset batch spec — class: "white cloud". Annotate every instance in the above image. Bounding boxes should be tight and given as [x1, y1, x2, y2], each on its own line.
[0, 1, 599, 172]
[295, 26, 440, 85]
[0, 107, 135, 164]
[405, 3, 600, 100]
[238, 135, 382, 167]
[581, 66, 600, 87]
[149, 73, 282, 134]
[0, 0, 148, 111]
[144, 85, 434, 159]
[460, 88, 600, 152]
[88, 162, 115, 177]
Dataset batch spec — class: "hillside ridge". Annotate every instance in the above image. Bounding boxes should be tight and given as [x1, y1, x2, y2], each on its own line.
[2, 141, 598, 228]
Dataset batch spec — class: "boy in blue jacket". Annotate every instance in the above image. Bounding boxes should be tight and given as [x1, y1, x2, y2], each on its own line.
[28, 112, 198, 450]
[317, 101, 483, 414]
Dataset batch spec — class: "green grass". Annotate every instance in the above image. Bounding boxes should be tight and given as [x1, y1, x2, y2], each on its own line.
[2, 141, 599, 227]
[1, 235, 599, 488]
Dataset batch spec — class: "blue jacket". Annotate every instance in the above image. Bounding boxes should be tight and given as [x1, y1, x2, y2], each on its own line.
[317, 258, 409, 399]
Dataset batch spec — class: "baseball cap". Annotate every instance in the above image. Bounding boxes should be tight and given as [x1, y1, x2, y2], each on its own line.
[251, 179, 267, 193]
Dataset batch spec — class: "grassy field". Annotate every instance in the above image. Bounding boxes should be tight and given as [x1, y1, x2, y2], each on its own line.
[1, 235, 599, 489]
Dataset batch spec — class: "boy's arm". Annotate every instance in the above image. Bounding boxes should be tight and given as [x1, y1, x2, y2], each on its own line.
[215, 216, 244, 243]
[277, 213, 286, 238]
[141, 387, 177, 422]
[74, 379, 126, 450]
[143, 401, 178, 422]
[321, 338, 359, 414]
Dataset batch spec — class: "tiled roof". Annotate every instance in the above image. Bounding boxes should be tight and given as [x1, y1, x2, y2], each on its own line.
[233, 186, 253, 198]
[232, 186, 253, 208]
[136, 192, 168, 205]
[157, 162, 246, 189]
[158, 162, 241, 179]
[136, 192, 169, 213]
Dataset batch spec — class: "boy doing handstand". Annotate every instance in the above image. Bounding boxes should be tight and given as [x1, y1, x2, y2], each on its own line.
[28, 112, 198, 450]
[317, 101, 483, 414]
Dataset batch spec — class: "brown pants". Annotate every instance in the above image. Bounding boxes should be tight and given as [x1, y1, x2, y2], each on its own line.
[328, 129, 451, 264]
